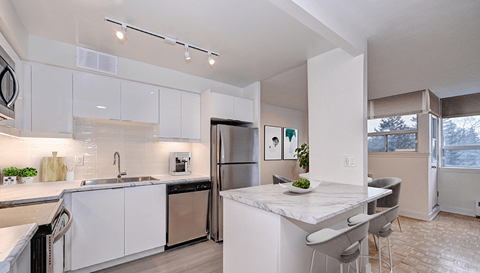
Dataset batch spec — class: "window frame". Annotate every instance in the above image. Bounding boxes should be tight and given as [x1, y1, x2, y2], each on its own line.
[367, 115, 418, 153]
[441, 116, 480, 169]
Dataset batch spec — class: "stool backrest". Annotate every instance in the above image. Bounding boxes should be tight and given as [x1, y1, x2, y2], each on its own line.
[306, 221, 369, 261]
[367, 205, 400, 236]
[272, 174, 293, 184]
[368, 177, 402, 208]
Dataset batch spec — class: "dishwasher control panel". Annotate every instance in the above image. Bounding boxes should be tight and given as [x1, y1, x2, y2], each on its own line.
[168, 181, 211, 194]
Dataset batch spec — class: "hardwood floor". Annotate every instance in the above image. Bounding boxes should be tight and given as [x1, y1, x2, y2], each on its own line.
[96, 212, 479, 273]
[95, 240, 222, 273]
[369, 212, 480, 273]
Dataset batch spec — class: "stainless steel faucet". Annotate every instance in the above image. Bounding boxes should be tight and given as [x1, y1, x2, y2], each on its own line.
[113, 151, 127, 179]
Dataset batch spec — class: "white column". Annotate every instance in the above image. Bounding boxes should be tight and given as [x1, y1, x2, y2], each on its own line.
[308, 48, 366, 186]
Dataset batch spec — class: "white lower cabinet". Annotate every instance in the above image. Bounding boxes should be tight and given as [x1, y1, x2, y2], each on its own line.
[69, 185, 167, 271]
[71, 189, 125, 270]
[125, 184, 166, 255]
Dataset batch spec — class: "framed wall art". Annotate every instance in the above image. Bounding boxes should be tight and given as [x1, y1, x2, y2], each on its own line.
[283, 128, 298, 160]
[264, 125, 282, 160]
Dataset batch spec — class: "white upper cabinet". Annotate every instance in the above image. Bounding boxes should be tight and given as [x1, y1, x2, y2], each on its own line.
[233, 97, 254, 123]
[121, 81, 158, 123]
[124, 185, 166, 256]
[181, 92, 201, 140]
[211, 92, 234, 120]
[211, 92, 253, 123]
[159, 88, 182, 138]
[31, 64, 73, 134]
[73, 71, 121, 120]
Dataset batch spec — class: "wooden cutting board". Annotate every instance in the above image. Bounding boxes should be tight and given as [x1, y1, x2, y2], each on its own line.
[42, 152, 66, 182]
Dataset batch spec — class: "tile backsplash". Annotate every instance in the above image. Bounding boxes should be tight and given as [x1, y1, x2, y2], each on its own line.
[0, 119, 193, 183]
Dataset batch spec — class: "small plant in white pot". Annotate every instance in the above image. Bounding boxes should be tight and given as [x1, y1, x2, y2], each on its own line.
[18, 167, 37, 184]
[2, 167, 18, 185]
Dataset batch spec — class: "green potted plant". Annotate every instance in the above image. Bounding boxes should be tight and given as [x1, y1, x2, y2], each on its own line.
[18, 167, 38, 184]
[2, 167, 18, 185]
[294, 143, 309, 171]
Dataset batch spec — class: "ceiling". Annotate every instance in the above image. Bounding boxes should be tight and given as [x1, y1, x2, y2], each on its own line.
[321, 0, 480, 99]
[9, 0, 336, 89]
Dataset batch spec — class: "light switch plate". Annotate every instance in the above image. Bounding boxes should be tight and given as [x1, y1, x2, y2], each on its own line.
[344, 156, 356, 167]
[75, 155, 84, 166]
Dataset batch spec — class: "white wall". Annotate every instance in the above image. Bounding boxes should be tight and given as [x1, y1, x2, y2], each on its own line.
[260, 103, 308, 185]
[307, 48, 366, 185]
[27, 35, 243, 96]
[439, 168, 480, 217]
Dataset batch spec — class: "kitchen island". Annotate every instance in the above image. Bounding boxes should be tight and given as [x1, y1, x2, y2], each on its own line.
[220, 181, 391, 273]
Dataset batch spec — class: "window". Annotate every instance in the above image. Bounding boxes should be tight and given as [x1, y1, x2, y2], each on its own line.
[368, 114, 417, 152]
[442, 115, 480, 168]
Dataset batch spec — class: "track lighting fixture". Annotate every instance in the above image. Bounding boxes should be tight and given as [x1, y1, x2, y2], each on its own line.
[116, 24, 127, 44]
[184, 45, 191, 62]
[105, 16, 220, 65]
[208, 52, 215, 66]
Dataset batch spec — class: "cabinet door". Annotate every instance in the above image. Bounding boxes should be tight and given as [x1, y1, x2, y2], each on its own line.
[31, 64, 73, 133]
[73, 72, 121, 120]
[211, 92, 234, 120]
[233, 97, 254, 123]
[181, 92, 201, 140]
[159, 88, 182, 138]
[121, 81, 158, 123]
[71, 189, 124, 270]
[125, 185, 166, 256]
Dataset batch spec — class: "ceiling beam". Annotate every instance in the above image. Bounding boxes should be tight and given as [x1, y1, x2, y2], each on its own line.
[268, 0, 366, 57]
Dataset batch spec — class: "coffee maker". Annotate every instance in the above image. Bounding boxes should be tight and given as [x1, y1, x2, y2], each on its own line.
[169, 152, 191, 175]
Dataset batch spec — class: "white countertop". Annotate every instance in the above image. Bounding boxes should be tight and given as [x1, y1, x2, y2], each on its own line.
[0, 224, 38, 273]
[220, 181, 391, 225]
[0, 173, 210, 207]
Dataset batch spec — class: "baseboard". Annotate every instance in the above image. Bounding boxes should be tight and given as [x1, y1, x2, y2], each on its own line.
[399, 209, 431, 221]
[428, 206, 441, 221]
[68, 246, 165, 273]
[440, 205, 476, 217]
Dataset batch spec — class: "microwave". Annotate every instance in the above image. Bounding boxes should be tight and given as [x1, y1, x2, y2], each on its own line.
[0, 45, 19, 121]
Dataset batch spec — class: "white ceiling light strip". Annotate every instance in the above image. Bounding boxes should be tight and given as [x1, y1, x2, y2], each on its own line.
[104, 16, 220, 60]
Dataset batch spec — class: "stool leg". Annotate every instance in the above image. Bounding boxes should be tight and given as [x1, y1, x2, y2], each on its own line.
[355, 259, 360, 273]
[378, 236, 382, 273]
[373, 234, 378, 250]
[387, 237, 392, 270]
[325, 255, 328, 272]
[396, 217, 403, 232]
[309, 250, 316, 273]
[348, 262, 350, 273]
[340, 263, 343, 273]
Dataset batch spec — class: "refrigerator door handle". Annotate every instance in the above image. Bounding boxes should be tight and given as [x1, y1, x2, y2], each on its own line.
[219, 166, 224, 202]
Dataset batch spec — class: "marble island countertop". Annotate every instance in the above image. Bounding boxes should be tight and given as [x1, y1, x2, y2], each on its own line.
[220, 181, 391, 225]
[0, 224, 38, 273]
[0, 173, 210, 207]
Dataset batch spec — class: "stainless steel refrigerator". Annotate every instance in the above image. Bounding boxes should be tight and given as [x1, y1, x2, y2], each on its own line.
[211, 124, 259, 242]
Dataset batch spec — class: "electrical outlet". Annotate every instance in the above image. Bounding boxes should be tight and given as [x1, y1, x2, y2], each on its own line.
[75, 155, 84, 166]
[344, 156, 356, 167]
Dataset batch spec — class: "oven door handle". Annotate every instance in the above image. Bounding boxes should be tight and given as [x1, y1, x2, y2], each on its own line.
[53, 208, 73, 243]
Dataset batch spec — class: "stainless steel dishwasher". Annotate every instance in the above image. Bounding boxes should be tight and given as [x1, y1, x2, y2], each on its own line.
[167, 181, 211, 247]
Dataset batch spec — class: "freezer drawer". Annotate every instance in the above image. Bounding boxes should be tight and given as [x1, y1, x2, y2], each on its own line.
[168, 190, 209, 246]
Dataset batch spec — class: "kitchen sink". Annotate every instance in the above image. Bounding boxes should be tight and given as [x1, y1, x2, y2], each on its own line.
[81, 176, 159, 186]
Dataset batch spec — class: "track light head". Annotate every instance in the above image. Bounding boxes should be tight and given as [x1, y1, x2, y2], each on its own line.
[116, 24, 127, 44]
[208, 52, 215, 66]
[184, 45, 191, 62]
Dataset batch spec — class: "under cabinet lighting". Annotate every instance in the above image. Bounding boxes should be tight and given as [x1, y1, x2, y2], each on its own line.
[97, 106, 107, 109]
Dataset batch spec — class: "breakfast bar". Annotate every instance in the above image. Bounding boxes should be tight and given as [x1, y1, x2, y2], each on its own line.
[220, 181, 391, 273]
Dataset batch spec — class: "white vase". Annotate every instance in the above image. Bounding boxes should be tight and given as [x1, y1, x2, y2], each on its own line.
[21, 177, 34, 184]
[2, 176, 17, 185]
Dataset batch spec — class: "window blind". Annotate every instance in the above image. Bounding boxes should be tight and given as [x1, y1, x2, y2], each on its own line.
[368, 89, 440, 119]
[441, 93, 480, 118]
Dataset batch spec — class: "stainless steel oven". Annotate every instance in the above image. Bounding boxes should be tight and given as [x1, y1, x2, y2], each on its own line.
[0, 45, 19, 121]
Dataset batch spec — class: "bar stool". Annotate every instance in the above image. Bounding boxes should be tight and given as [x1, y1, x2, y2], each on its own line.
[347, 205, 400, 273]
[305, 220, 369, 273]
[368, 177, 402, 232]
[272, 174, 293, 184]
